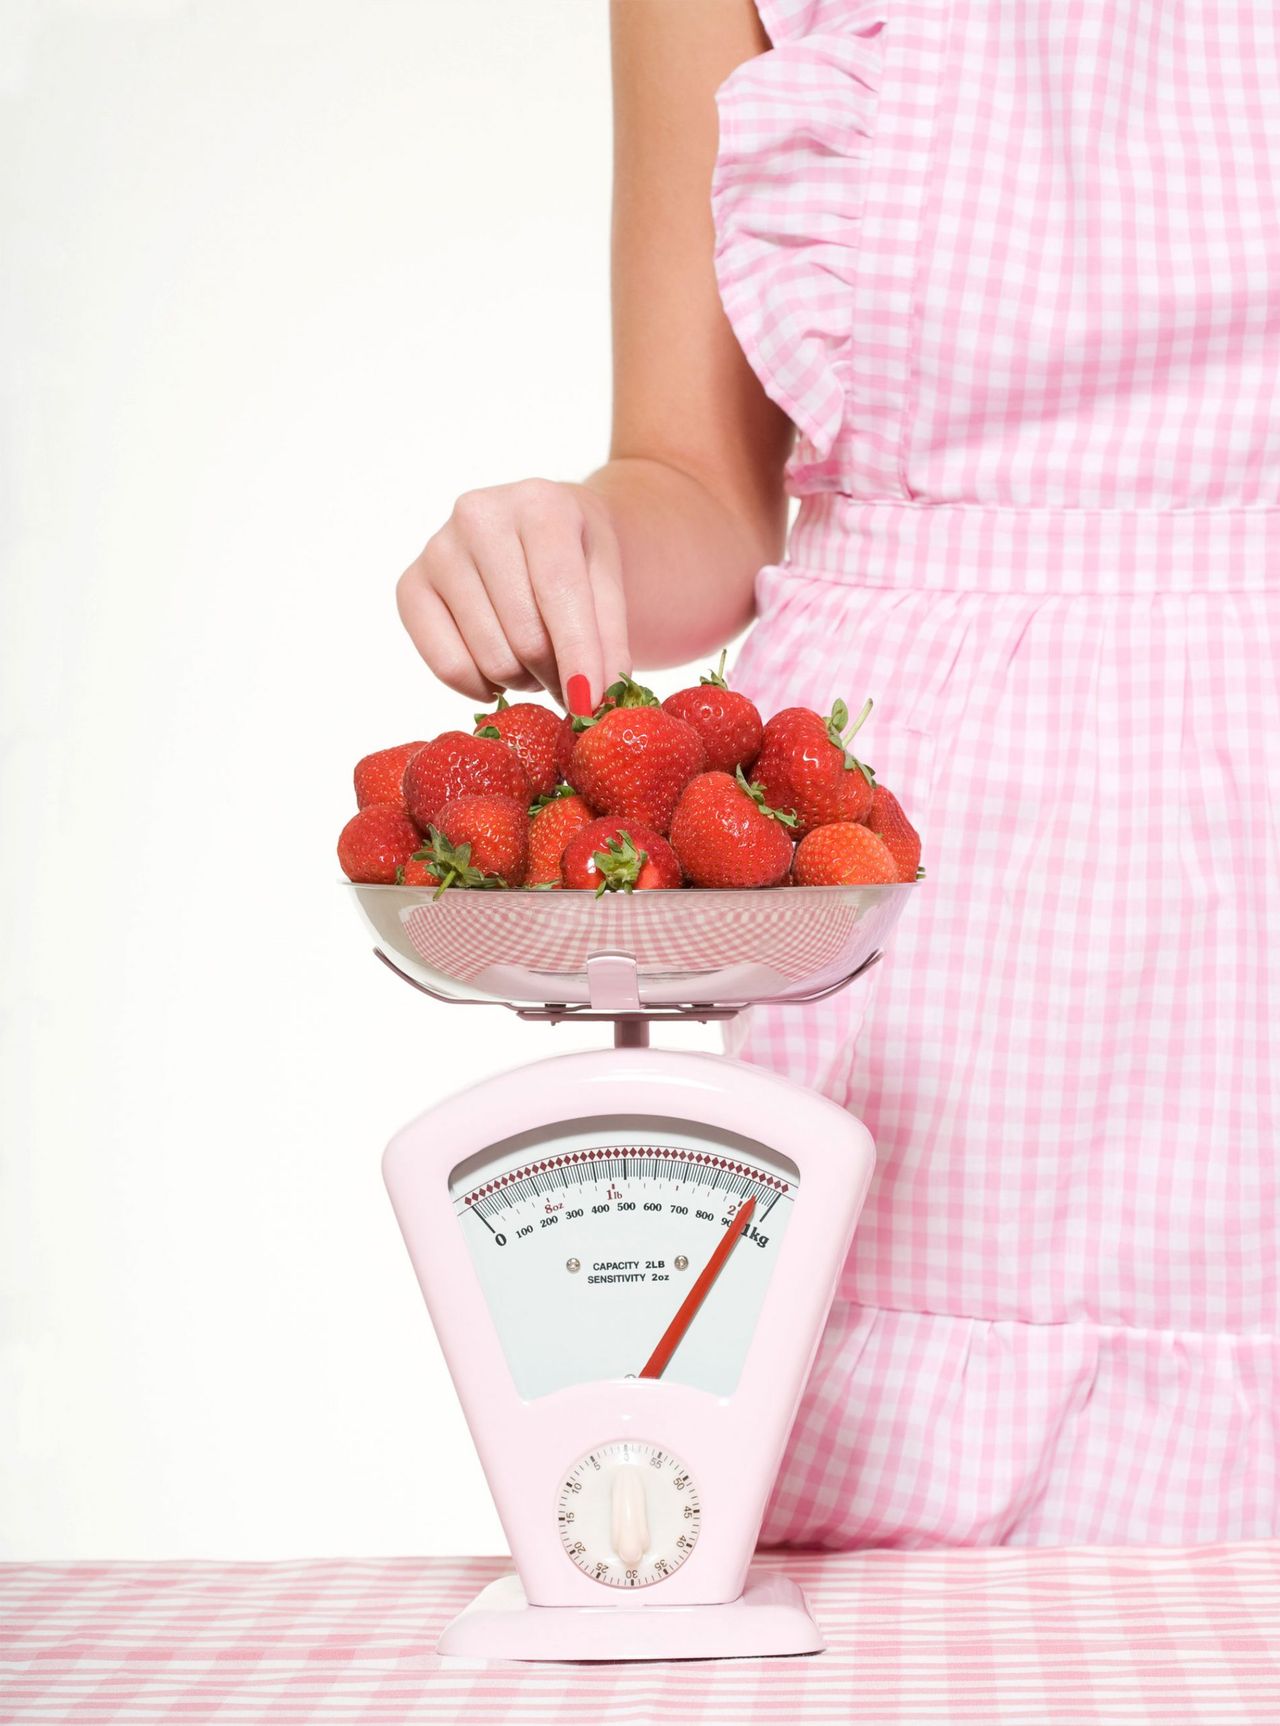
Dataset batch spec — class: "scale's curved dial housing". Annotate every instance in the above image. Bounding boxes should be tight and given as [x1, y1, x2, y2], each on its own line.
[449, 1116, 798, 1400]
[383, 1048, 876, 1608]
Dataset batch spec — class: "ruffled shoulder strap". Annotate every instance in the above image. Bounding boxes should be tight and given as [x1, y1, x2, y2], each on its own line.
[755, 0, 865, 42]
[712, 0, 887, 467]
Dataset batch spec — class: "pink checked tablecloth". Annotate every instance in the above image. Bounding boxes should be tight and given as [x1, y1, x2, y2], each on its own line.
[2, 1546, 1278, 1724]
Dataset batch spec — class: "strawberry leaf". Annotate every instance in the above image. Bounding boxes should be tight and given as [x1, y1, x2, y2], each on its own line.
[590, 829, 649, 896]
[415, 829, 503, 898]
[571, 675, 657, 732]
[826, 696, 876, 782]
[529, 784, 576, 814]
[603, 675, 659, 709]
[735, 765, 799, 827]
[698, 648, 730, 690]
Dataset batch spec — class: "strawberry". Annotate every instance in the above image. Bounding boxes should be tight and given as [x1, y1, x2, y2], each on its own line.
[421, 794, 530, 889]
[396, 856, 442, 888]
[751, 698, 876, 836]
[555, 714, 578, 782]
[568, 703, 705, 835]
[338, 804, 424, 884]
[527, 788, 597, 885]
[866, 783, 922, 883]
[474, 698, 561, 800]
[402, 732, 532, 832]
[668, 769, 796, 889]
[792, 822, 899, 886]
[554, 674, 650, 779]
[662, 651, 763, 776]
[354, 741, 429, 810]
[560, 817, 682, 895]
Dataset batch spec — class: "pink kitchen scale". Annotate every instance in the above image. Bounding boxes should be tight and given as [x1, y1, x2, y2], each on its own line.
[348, 879, 914, 1661]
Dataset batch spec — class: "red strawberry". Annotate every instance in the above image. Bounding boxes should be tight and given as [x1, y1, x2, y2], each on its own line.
[792, 822, 898, 886]
[474, 698, 561, 800]
[422, 794, 530, 889]
[555, 713, 578, 782]
[662, 651, 763, 776]
[560, 817, 682, 895]
[554, 674, 650, 779]
[527, 789, 597, 885]
[569, 705, 705, 835]
[866, 783, 922, 883]
[396, 856, 442, 888]
[354, 741, 429, 810]
[337, 804, 424, 884]
[751, 698, 876, 836]
[668, 769, 796, 889]
[402, 732, 532, 832]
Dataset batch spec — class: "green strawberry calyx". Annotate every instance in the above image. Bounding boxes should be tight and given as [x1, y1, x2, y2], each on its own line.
[607, 674, 659, 708]
[571, 673, 659, 733]
[474, 725, 503, 742]
[590, 829, 650, 897]
[826, 697, 877, 788]
[529, 784, 577, 815]
[699, 649, 730, 690]
[735, 766, 799, 827]
[473, 695, 510, 728]
[414, 831, 507, 900]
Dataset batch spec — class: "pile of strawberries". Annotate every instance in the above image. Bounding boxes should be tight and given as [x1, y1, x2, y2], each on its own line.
[337, 657, 922, 894]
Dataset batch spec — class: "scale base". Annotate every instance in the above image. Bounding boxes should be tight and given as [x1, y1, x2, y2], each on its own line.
[436, 1566, 824, 1662]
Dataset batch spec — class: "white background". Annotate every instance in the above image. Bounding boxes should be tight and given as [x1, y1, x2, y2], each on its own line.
[1, 0, 721, 1559]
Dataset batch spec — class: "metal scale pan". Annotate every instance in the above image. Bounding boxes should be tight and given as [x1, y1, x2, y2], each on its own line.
[347, 880, 916, 1013]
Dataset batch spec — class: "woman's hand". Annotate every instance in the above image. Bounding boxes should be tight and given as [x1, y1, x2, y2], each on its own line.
[397, 478, 631, 715]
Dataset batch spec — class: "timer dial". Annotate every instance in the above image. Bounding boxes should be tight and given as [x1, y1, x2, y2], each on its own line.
[558, 1441, 701, 1588]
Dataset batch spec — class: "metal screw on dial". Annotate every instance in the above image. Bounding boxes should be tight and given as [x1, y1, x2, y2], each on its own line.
[566, 1258, 581, 1274]
[674, 1256, 689, 1271]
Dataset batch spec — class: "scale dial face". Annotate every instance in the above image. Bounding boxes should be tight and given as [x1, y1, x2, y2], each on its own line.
[558, 1440, 701, 1588]
[449, 1115, 798, 1400]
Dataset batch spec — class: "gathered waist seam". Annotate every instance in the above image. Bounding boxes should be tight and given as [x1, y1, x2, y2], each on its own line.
[837, 1296, 1279, 1343]
[783, 496, 1280, 593]
[796, 498, 1280, 518]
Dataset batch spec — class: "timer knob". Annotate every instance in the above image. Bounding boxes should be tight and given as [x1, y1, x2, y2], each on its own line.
[610, 1464, 650, 1570]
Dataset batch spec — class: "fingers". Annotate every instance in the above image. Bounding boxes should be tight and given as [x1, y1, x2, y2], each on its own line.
[398, 480, 630, 716]
[462, 504, 561, 702]
[396, 571, 498, 703]
[517, 485, 606, 714]
[583, 503, 631, 696]
[430, 546, 529, 694]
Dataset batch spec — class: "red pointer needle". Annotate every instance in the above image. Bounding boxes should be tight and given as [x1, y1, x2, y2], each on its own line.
[638, 1197, 756, 1380]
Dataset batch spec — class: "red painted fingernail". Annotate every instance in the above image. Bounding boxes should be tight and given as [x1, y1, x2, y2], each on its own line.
[567, 674, 592, 717]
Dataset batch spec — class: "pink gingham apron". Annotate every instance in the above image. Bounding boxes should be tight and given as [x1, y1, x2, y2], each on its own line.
[714, 0, 1280, 1546]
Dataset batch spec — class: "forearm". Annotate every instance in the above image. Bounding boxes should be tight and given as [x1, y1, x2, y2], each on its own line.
[581, 455, 785, 672]
[597, 0, 790, 676]
[399, 0, 788, 707]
